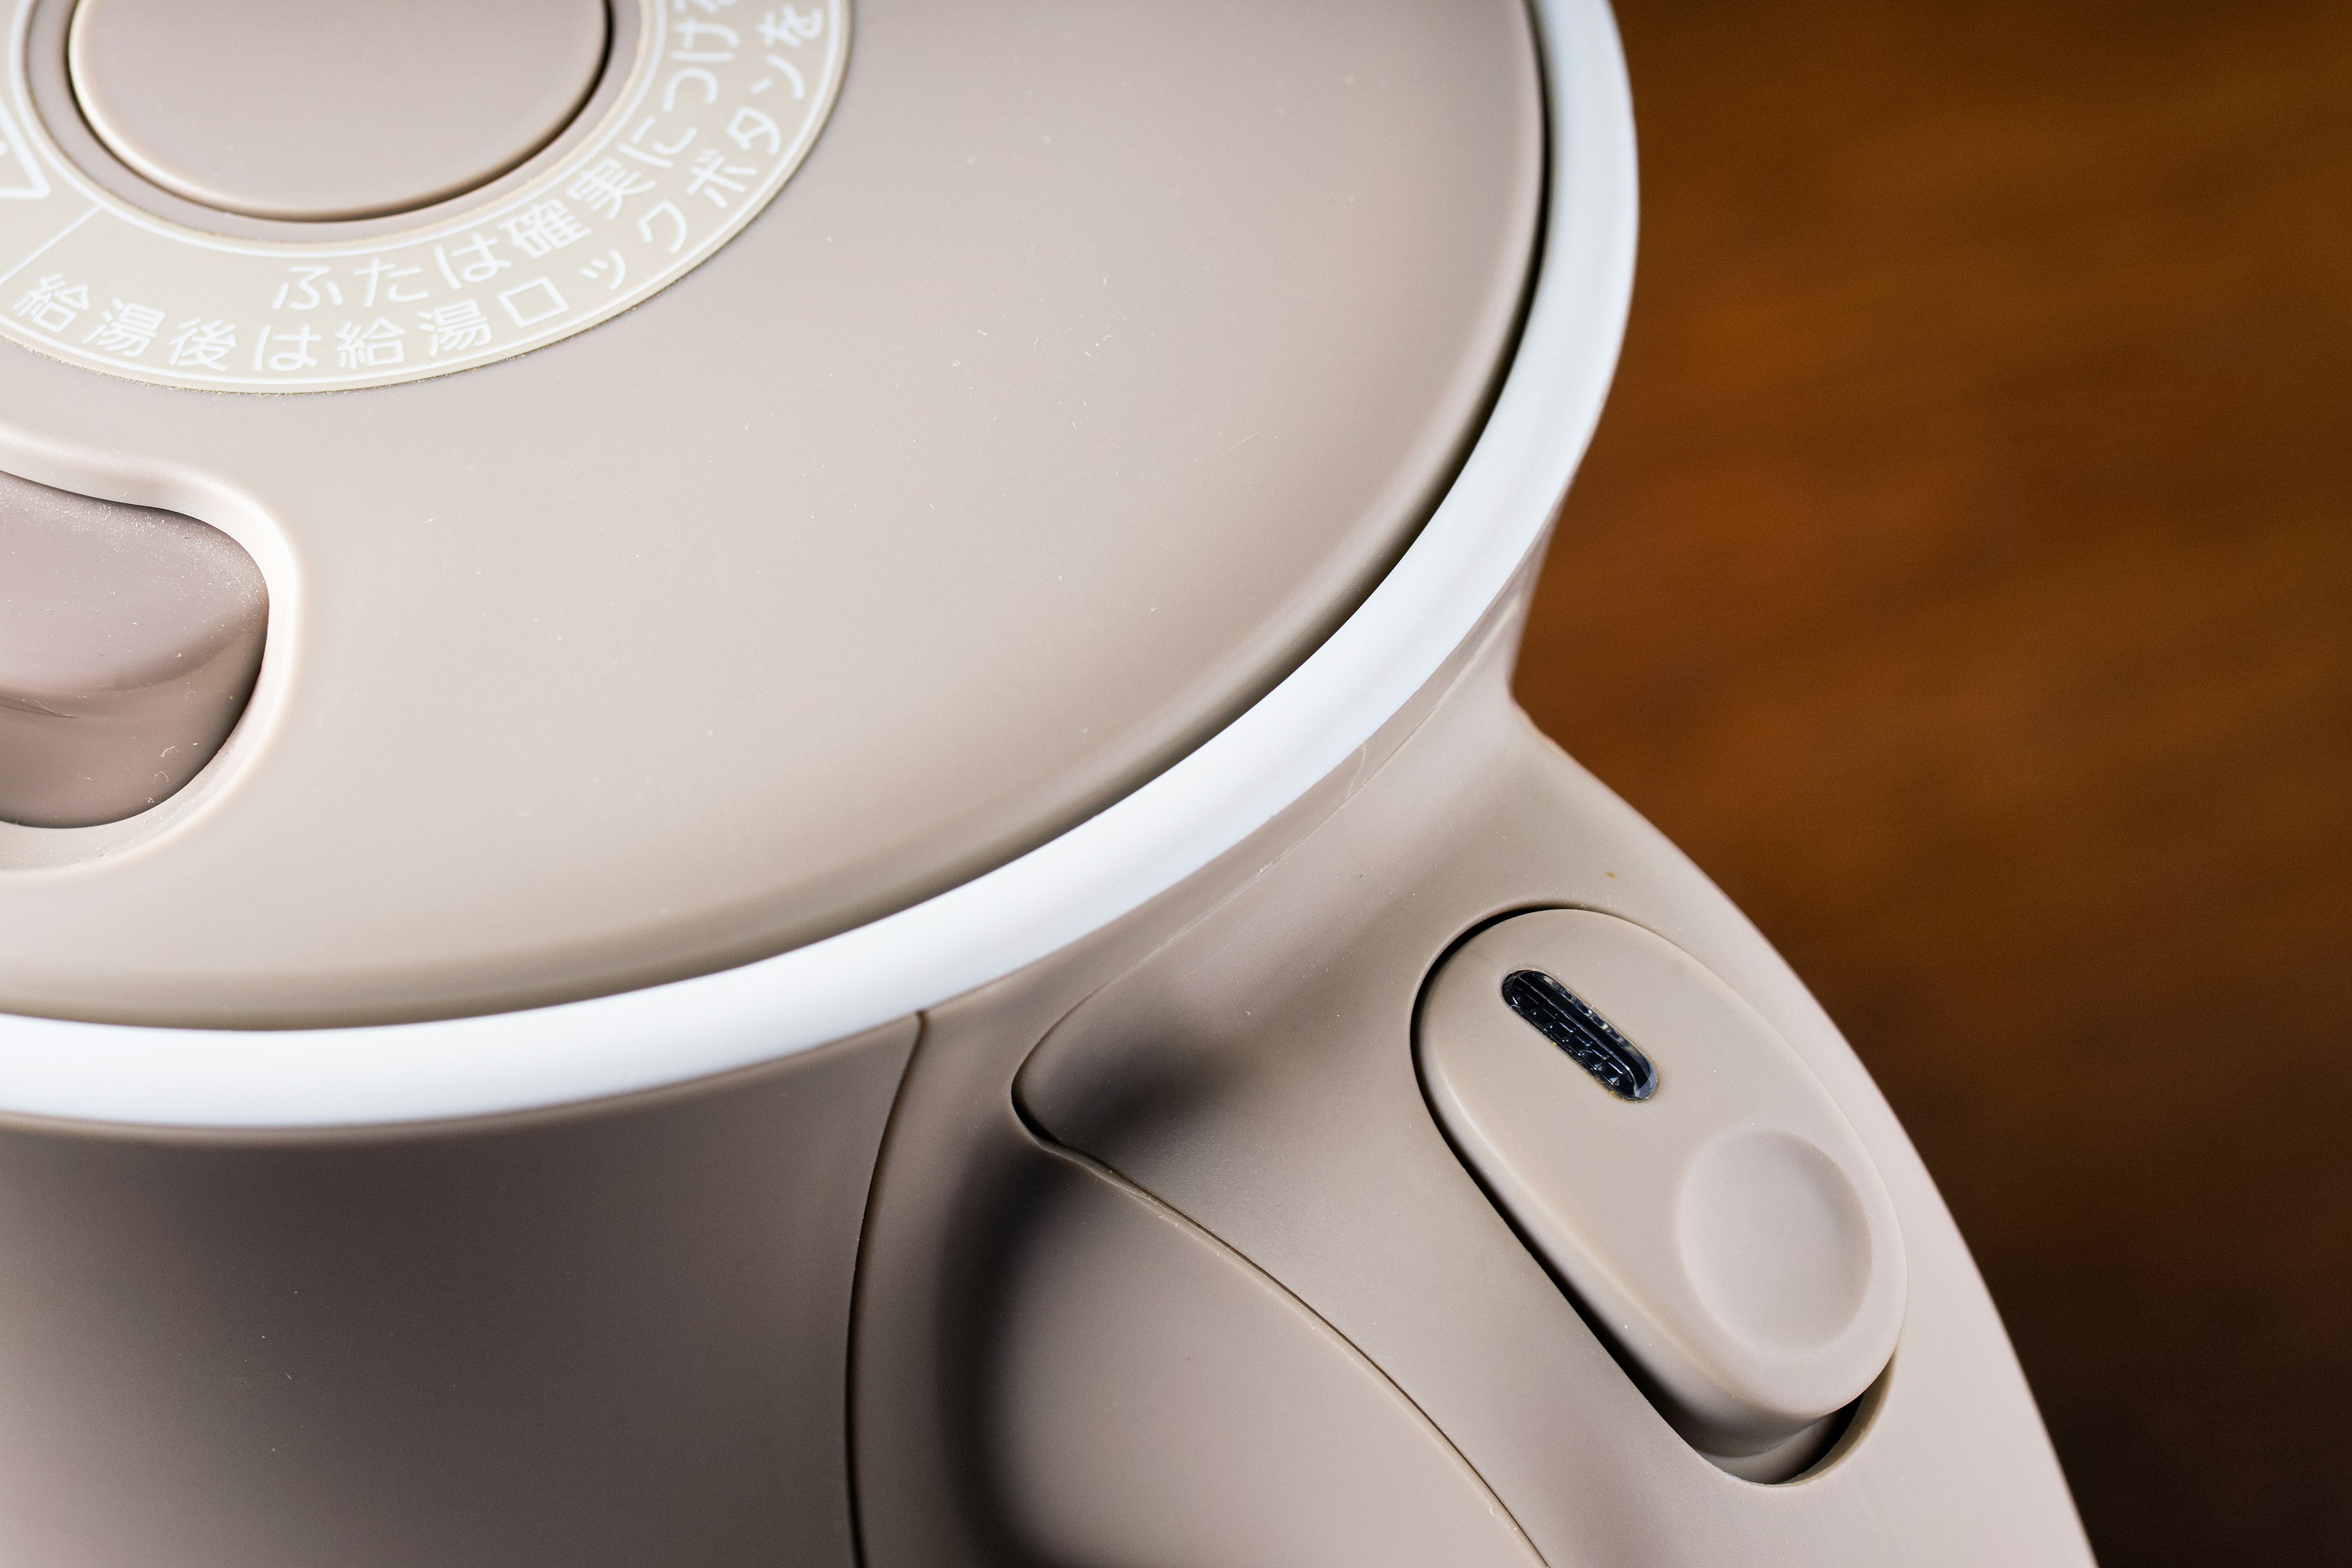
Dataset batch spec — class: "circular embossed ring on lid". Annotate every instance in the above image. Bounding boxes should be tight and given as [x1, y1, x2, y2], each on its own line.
[0, 0, 1610, 1118]
[0, 0, 848, 391]
[67, 0, 613, 222]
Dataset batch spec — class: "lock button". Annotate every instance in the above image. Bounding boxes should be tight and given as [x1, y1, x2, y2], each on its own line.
[1417, 909, 1905, 1474]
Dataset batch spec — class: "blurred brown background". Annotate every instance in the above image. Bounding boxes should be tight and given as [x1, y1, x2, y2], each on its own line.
[1515, 2, 2351, 1563]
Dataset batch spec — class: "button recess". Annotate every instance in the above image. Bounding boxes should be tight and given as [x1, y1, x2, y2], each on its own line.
[1, 469, 266, 828]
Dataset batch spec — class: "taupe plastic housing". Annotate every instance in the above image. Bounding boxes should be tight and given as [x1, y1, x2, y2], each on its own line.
[0, 0, 1544, 1028]
[0, 592, 2094, 1566]
[872, 604, 2092, 1565]
[0, 1020, 914, 1567]
[1418, 909, 1907, 1471]
[0, 469, 266, 827]
[0, 1, 2095, 1561]
[67, 0, 611, 220]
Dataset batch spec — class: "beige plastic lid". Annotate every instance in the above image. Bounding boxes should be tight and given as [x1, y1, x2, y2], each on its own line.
[0, 0, 1544, 1028]
[67, 0, 611, 221]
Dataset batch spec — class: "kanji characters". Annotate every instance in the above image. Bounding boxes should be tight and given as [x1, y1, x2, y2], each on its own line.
[166, 318, 237, 370]
[500, 200, 593, 261]
[417, 300, 494, 356]
[81, 299, 165, 358]
[333, 317, 405, 370]
[8, 0, 842, 390]
[12, 274, 89, 333]
[568, 158, 658, 219]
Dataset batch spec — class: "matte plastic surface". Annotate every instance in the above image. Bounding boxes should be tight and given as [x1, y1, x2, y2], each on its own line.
[976, 1145, 1544, 1567]
[1419, 909, 1907, 1459]
[0, 1017, 912, 1568]
[67, 0, 609, 220]
[0, 587, 2092, 1565]
[0, 0, 1629, 1128]
[0, 467, 265, 826]
[0, 0, 1543, 1028]
[856, 600, 2093, 1566]
[0, 4, 2096, 1557]
[10, 0, 847, 394]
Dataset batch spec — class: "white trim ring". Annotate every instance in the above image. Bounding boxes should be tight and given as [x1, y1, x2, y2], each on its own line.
[0, 0, 1638, 1128]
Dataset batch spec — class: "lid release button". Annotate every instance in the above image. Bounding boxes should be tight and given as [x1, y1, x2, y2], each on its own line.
[0, 470, 266, 828]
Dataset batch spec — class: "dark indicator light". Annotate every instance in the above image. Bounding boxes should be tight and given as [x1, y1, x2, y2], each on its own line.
[1500, 969, 1659, 1102]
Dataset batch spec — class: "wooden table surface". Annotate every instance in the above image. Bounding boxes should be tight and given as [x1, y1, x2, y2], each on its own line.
[1515, 3, 2351, 1562]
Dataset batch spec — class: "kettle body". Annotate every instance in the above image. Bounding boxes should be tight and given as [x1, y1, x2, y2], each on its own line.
[0, 1, 2092, 1562]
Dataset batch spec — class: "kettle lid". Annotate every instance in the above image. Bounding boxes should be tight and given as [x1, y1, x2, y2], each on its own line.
[0, 0, 1542, 1028]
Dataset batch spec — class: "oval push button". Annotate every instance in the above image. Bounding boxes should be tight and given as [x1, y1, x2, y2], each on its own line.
[0, 470, 267, 827]
[1417, 910, 1905, 1474]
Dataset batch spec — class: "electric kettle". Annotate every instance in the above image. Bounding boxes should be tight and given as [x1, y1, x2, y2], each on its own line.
[0, 1, 2096, 1562]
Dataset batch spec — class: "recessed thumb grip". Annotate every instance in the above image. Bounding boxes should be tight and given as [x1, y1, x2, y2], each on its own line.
[0, 468, 265, 827]
[1417, 908, 1907, 1474]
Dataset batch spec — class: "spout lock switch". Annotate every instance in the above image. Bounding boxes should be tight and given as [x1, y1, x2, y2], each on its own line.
[1418, 909, 1907, 1479]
